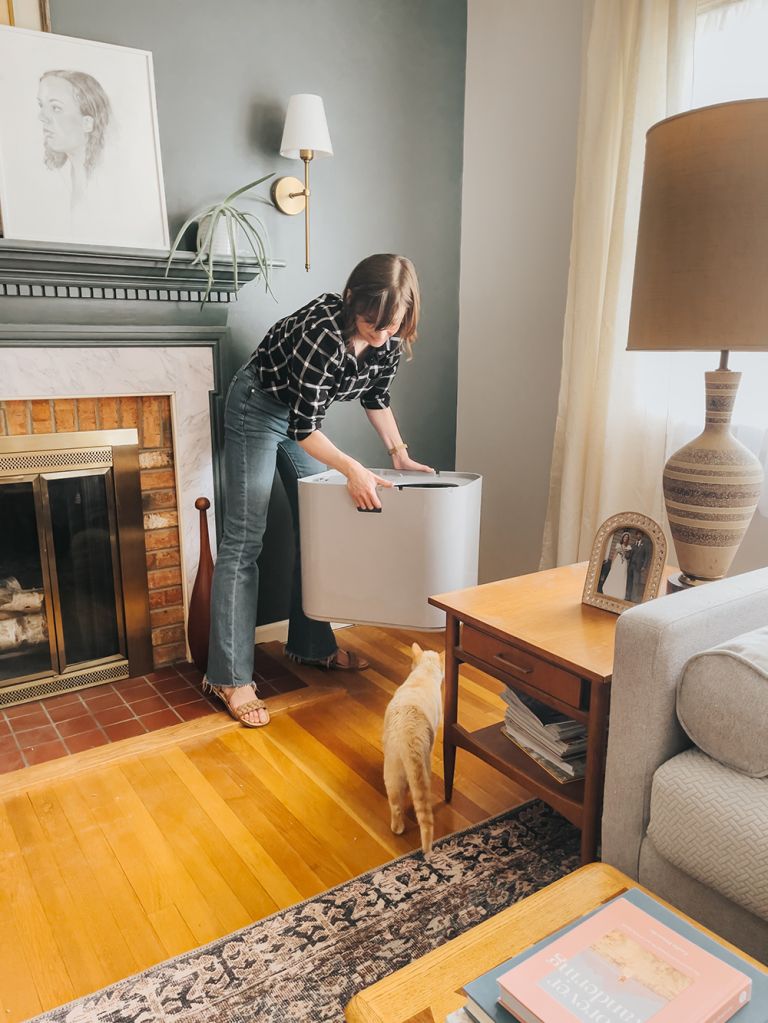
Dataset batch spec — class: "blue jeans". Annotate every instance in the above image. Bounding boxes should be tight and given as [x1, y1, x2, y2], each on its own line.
[206, 363, 337, 686]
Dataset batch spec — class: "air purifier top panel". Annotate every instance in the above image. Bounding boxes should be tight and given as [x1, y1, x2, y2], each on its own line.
[301, 469, 481, 488]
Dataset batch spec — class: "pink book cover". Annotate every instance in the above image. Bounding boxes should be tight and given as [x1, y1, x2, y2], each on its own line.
[497, 896, 752, 1023]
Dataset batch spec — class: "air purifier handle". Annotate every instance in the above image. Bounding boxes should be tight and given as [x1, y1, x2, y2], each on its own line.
[356, 507, 383, 513]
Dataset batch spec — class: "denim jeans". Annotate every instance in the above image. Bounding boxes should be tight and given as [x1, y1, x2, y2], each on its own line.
[206, 363, 337, 686]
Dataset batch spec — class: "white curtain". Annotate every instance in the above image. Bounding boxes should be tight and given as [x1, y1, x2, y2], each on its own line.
[540, 0, 699, 568]
[542, 0, 768, 567]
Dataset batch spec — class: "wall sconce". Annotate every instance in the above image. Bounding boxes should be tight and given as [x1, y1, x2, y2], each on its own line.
[270, 94, 333, 272]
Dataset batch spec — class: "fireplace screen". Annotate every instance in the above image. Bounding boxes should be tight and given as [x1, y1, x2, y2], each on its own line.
[0, 431, 152, 706]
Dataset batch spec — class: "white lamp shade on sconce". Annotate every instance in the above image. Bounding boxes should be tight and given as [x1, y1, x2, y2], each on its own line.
[279, 94, 333, 159]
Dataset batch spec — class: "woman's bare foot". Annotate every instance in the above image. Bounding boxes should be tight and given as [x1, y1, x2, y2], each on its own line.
[218, 683, 270, 726]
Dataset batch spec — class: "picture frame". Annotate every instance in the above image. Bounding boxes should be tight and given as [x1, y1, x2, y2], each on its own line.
[0, 25, 169, 249]
[0, 0, 50, 31]
[582, 512, 667, 615]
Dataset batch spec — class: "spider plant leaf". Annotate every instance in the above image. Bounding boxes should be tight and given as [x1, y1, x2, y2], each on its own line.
[224, 212, 239, 294]
[228, 210, 271, 293]
[222, 172, 275, 206]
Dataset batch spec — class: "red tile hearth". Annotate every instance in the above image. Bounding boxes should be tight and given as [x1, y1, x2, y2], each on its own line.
[0, 648, 307, 774]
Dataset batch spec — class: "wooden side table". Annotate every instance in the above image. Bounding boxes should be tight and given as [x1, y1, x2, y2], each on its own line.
[429, 563, 618, 864]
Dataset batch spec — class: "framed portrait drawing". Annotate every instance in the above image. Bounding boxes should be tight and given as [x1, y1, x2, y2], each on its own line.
[582, 512, 667, 615]
[0, 26, 169, 249]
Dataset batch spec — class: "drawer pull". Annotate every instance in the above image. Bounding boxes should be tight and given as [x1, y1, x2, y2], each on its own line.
[494, 653, 533, 674]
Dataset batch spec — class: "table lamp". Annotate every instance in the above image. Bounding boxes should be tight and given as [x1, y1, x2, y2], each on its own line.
[627, 99, 768, 585]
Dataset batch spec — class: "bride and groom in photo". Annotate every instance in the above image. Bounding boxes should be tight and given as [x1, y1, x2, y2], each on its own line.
[597, 528, 652, 603]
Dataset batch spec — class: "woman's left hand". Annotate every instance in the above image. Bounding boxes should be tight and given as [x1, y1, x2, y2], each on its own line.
[392, 452, 436, 474]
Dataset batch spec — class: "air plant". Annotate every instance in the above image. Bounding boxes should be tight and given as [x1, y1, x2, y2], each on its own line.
[166, 173, 275, 304]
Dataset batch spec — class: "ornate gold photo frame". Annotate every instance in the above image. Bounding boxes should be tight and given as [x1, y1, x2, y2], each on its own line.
[582, 512, 667, 615]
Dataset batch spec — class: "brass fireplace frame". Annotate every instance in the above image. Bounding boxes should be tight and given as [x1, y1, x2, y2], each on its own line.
[0, 429, 153, 707]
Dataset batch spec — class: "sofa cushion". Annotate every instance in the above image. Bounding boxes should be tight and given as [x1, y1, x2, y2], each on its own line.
[677, 624, 768, 777]
[647, 748, 768, 921]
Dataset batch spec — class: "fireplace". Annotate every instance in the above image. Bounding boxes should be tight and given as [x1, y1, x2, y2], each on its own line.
[0, 429, 152, 707]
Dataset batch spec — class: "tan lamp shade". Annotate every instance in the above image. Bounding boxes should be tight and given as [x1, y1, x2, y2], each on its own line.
[627, 98, 768, 352]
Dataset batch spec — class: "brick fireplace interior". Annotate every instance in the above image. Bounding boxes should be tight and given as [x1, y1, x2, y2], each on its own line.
[0, 395, 186, 669]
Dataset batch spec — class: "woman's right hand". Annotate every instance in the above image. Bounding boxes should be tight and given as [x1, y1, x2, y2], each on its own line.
[345, 461, 393, 510]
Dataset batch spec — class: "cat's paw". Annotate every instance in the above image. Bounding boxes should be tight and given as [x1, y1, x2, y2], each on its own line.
[390, 814, 405, 835]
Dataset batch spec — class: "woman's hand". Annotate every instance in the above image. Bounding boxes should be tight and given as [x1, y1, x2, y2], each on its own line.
[345, 461, 394, 510]
[392, 451, 436, 474]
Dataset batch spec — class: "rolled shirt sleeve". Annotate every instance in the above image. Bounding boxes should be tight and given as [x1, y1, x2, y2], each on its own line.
[360, 345, 402, 411]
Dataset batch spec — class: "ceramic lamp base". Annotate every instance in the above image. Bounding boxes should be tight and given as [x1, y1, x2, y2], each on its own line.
[663, 369, 763, 583]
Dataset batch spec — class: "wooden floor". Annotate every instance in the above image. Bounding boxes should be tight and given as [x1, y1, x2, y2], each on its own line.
[0, 626, 530, 1022]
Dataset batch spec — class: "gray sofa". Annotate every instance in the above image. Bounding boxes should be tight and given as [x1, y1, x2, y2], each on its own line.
[602, 567, 768, 964]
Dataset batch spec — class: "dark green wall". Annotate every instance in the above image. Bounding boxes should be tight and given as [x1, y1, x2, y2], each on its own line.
[50, 0, 467, 623]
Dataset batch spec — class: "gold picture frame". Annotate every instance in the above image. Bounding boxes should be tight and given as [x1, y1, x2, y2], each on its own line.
[1, 0, 51, 30]
[582, 512, 667, 615]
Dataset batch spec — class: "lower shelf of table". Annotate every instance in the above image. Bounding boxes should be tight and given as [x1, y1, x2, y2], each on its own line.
[450, 721, 585, 827]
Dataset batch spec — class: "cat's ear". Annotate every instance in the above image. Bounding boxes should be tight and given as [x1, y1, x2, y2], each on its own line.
[411, 642, 423, 662]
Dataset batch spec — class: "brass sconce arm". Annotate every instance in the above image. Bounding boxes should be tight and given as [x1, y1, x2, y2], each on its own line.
[271, 149, 315, 271]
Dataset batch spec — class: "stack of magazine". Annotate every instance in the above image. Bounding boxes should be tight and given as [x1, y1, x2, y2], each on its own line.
[451, 887, 767, 1023]
[500, 688, 586, 784]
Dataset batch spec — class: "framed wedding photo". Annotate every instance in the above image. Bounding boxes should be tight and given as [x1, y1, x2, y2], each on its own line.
[0, 25, 169, 249]
[582, 512, 667, 615]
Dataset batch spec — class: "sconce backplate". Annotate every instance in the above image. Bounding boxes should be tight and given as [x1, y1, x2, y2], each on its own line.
[271, 176, 306, 216]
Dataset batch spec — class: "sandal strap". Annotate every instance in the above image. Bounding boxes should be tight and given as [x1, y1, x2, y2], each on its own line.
[235, 698, 267, 713]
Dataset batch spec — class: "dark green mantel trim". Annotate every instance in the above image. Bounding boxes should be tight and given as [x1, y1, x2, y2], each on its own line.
[0, 239, 285, 303]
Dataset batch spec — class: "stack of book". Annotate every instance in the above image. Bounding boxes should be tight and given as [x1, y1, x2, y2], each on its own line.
[500, 688, 586, 784]
[454, 888, 766, 1023]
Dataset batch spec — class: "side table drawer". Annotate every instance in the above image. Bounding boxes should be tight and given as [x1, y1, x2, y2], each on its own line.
[461, 624, 582, 708]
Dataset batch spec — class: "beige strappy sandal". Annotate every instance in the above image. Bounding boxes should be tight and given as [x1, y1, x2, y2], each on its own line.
[203, 681, 269, 728]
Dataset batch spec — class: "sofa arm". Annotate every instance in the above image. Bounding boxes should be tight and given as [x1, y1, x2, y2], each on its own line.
[601, 567, 768, 879]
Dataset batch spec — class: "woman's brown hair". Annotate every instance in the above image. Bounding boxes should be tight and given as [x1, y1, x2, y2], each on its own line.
[342, 254, 420, 356]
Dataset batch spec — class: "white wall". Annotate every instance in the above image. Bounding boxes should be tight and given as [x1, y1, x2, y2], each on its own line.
[457, 0, 584, 581]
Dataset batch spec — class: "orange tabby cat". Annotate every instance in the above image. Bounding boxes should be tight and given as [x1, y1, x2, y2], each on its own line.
[382, 643, 445, 855]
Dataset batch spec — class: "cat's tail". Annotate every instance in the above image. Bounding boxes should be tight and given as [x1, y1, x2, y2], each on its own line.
[402, 726, 435, 856]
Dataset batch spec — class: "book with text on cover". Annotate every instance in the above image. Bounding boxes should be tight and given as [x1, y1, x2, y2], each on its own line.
[498, 896, 751, 1023]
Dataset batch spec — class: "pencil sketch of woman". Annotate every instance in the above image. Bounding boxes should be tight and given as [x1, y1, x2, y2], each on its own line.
[37, 69, 111, 215]
[602, 531, 633, 600]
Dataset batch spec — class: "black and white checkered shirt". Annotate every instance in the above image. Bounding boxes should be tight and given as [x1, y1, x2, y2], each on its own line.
[249, 293, 402, 441]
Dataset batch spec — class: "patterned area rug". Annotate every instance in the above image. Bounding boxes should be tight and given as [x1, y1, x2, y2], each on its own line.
[34, 800, 579, 1023]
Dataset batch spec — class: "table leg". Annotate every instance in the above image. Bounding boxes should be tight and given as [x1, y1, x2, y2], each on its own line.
[443, 613, 460, 803]
[580, 681, 611, 864]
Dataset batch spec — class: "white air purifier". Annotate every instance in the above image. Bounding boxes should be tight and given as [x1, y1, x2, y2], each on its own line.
[298, 469, 482, 630]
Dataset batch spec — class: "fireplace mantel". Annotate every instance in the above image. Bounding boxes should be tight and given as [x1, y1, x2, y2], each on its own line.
[0, 239, 285, 304]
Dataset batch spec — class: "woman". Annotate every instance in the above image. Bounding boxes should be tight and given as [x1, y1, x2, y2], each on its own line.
[602, 531, 632, 600]
[206, 254, 432, 727]
[38, 70, 111, 210]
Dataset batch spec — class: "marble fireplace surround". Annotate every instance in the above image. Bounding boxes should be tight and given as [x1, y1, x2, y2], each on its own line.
[0, 325, 226, 623]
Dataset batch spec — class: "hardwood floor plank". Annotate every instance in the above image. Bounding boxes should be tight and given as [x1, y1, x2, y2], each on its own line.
[27, 788, 139, 982]
[162, 744, 314, 906]
[121, 757, 255, 935]
[4, 794, 105, 995]
[79, 766, 227, 946]
[185, 736, 355, 894]
[54, 783, 168, 967]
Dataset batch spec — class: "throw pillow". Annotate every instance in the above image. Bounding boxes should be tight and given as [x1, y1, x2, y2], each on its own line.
[677, 625, 768, 777]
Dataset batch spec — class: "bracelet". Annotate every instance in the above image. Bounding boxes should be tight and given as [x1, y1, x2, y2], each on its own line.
[388, 442, 408, 456]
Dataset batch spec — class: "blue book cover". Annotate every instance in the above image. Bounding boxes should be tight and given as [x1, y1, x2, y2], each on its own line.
[463, 888, 767, 1023]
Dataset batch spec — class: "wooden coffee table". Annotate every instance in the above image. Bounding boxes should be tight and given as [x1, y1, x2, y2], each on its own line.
[344, 862, 767, 1023]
